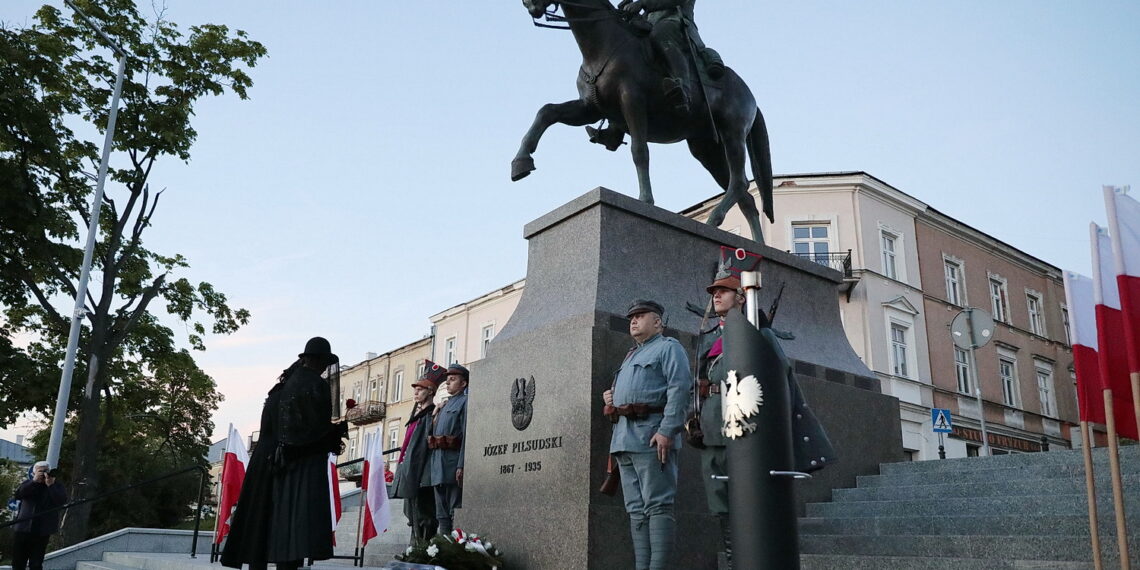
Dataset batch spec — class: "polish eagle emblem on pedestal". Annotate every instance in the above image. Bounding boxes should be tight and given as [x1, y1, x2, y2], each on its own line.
[511, 376, 535, 431]
[722, 369, 763, 439]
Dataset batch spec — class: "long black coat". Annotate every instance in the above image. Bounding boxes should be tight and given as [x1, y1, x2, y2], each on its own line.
[221, 366, 338, 567]
[392, 404, 434, 499]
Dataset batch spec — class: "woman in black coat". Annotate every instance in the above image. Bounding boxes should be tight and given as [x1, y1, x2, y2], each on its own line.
[221, 337, 346, 570]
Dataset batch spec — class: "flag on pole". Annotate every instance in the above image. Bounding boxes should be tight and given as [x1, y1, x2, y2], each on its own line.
[1103, 185, 1140, 371]
[215, 424, 249, 544]
[328, 452, 343, 545]
[1091, 223, 1139, 439]
[1064, 271, 1108, 425]
[360, 429, 391, 546]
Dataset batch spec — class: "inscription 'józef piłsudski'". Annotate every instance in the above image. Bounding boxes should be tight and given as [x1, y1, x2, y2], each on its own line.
[483, 435, 563, 457]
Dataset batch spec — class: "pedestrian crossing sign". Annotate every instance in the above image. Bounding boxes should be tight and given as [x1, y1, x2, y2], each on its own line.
[931, 408, 952, 433]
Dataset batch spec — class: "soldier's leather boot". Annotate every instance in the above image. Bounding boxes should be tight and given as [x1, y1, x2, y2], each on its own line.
[630, 515, 651, 570]
[648, 513, 675, 570]
[718, 513, 733, 569]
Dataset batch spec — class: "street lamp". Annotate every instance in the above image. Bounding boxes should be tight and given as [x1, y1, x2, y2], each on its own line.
[46, 1, 129, 468]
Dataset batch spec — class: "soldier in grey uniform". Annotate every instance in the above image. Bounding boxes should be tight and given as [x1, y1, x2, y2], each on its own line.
[428, 363, 469, 536]
[603, 300, 692, 570]
[694, 273, 744, 566]
[618, 0, 724, 112]
[393, 360, 446, 542]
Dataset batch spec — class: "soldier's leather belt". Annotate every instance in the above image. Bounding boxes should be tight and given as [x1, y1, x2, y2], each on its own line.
[698, 379, 722, 398]
[428, 435, 462, 450]
[604, 403, 665, 423]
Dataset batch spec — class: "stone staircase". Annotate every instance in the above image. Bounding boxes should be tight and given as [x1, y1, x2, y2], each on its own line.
[799, 445, 1140, 569]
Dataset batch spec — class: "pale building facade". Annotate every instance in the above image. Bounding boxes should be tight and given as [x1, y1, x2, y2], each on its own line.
[337, 336, 432, 472]
[429, 279, 525, 368]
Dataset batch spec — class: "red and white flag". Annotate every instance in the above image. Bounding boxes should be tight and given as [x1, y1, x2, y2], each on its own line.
[360, 429, 391, 546]
[1103, 185, 1140, 371]
[1063, 271, 1107, 425]
[1091, 223, 1139, 439]
[328, 452, 343, 545]
[215, 424, 249, 544]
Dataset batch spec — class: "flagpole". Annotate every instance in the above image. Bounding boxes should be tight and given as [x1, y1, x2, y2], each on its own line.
[356, 431, 370, 567]
[1133, 373, 1140, 442]
[1081, 421, 1105, 570]
[1103, 389, 1131, 569]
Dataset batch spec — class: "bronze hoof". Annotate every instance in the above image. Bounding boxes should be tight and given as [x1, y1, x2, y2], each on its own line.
[511, 157, 535, 181]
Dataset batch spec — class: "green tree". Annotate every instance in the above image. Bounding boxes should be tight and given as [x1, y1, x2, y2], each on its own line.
[0, 0, 265, 544]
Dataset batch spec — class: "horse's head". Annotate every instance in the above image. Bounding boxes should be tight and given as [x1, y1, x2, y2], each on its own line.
[523, 0, 556, 20]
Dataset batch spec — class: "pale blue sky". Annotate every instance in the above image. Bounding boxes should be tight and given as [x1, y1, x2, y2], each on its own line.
[3, 1, 1139, 442]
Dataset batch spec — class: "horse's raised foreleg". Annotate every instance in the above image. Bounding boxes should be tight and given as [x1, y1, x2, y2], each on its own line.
[512, 99, 601, 182]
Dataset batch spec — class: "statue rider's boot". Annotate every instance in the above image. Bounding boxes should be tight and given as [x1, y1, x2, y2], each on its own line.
[586, 125, 626, 151]
[659, 44, 691, 113]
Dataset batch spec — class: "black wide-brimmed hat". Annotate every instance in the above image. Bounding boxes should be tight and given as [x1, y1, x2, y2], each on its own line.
[299, 336, 337, 360]
[626, 299, 664, 318]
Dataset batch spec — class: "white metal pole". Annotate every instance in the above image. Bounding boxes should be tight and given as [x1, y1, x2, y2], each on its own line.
[45, 27, 128, 468]
[965, 308, 992, 456]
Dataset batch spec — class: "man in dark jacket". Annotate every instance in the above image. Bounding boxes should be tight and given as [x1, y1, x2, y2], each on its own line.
[393, 360, 445, 542]
[221, 337, 347, 570]
[11, 461, 67, 570]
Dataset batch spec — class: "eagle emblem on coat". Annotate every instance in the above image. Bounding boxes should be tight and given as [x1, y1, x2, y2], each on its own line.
[511, 376, 536, 431]
[722, 369, 763, 439]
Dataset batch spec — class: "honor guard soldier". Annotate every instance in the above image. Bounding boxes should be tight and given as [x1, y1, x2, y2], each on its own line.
[695, 273, 745, 566]
[603, 300, 692, 570]
[429, 363, 469, 536]
[393, 360, 447, 543]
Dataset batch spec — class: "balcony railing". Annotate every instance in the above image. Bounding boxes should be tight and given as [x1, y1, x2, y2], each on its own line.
[792, 249, 853, 279]
[345, 399, 386, 425]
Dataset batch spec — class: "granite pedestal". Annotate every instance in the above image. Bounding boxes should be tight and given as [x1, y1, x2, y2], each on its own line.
[457, 188, 904, 569]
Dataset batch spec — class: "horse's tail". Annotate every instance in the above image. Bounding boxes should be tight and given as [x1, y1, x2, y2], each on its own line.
[747, 107, 774, 222]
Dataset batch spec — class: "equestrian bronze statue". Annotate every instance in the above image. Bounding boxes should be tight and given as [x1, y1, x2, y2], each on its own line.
[513, 0, 774, 244]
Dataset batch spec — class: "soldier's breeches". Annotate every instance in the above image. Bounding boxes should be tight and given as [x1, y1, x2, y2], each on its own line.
[433, 483, 462, 535]
[700, 445, 729, 514]
[615, 451, 678, 517]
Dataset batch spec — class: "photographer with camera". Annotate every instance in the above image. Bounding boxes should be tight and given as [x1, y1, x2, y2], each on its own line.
[11, 461, 67, 570]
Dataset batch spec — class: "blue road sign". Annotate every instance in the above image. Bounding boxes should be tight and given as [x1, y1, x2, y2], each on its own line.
[7, 499, 19, 512]
[931, 408, 953, 433]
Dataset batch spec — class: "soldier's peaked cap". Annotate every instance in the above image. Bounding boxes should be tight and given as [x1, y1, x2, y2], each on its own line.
[446, 363, 470, 378]
[626, 299, 664, 318]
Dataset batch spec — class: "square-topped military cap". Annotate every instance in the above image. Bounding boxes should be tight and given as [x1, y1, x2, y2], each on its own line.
[626, 299, 664, 318]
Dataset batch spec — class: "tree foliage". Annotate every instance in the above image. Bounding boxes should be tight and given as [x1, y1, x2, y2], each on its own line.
[0, 0, 265, 543]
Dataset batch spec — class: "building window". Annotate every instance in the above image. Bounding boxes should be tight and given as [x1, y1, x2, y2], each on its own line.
[445, 336, 457, 366]
[348, 437, 357, 459]
[481, 324, 495, 359]
[1036, 362, 1055, 417]
[370, 379, 378, 400]
[1026, 292, 1045, 336]
[944, 260, 963, 305]
[999, 357, 1019, 406]
[391, 370, 404, 402]
[990, 277, 1010, 323]
[416, 361, 426, 380]
[792, 223, 831, 265]
[954, 348, 972, 394]
[353, 381, 362, 403]
[881, 231, 898, 280]
[890, 323, 909, 377]
[387, 422, 399, 452]
[1061, 305, 1071, 345]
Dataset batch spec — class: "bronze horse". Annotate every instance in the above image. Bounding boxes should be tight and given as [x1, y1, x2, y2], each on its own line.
[512, 0, 773, 244]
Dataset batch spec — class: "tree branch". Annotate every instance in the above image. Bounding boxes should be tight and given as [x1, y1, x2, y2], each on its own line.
[107, 273, 166, 352]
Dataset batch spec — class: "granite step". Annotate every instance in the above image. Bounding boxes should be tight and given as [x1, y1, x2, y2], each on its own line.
[800, 533, 1129, 562]
[98, 551, 393, 569]
[857, 462, 1109, 487]
[799, 514, 1115, 537]
[76, 561, 138, 570]
[799, 554, 1096, 569]
[877, 446, 1140, 475]
[834, 474, 1140, 501]
[805, 493, 1140, 518]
